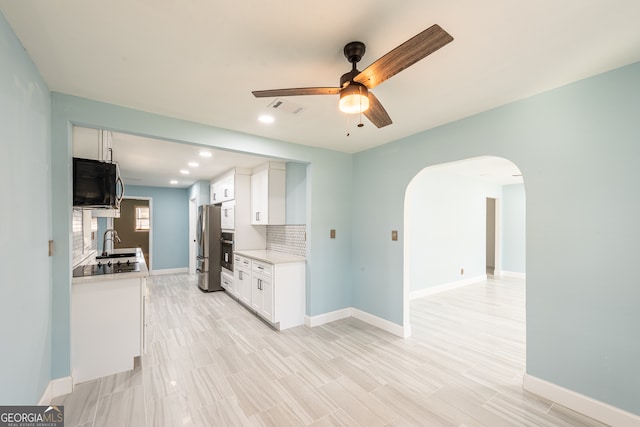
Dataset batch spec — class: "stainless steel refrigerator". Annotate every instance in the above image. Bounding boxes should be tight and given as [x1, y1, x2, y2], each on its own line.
[196, 204, 223, 292]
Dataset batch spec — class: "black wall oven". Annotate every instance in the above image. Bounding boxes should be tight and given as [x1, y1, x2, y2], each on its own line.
[221, 231, 234, 273]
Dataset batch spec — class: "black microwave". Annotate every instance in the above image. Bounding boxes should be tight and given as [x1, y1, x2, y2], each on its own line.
[73, 157, 124, 208]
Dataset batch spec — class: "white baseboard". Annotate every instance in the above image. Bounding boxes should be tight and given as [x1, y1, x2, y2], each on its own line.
[305, 308, 352, 327]
[495, 270, 526, 279]
[38, 376, 73, 405]
[351, 308, 405, 338]
[150, 267, 188, 276]
[523, 374, 640, 427]
[410, 275, 487, 300]
[305, 307, 406, 338]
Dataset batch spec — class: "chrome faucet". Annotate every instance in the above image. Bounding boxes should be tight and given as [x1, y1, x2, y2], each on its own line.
[102, 229, 121, 256]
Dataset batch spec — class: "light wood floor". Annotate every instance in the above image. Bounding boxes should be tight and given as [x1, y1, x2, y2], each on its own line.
[52, 274, 607, 426]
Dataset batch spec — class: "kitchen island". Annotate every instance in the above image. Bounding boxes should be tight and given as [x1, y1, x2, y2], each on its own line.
[71, 248, 148, 384]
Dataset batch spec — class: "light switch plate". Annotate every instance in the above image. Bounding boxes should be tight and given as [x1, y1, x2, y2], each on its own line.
[391, 230, 398, 241]
[330, 229, 336, 239]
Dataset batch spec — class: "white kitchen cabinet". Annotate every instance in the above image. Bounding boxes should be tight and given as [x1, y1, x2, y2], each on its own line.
[250, 162, 286, 225]
[72, 127, 113, 162]
[210, 170, 236, 204]
[234, 255, 251, 304]
[221, 270, 234, 295]
[221, 200, 235, 230]
[210, 180, 222, 204]
[72, 275, 145, 384]
[233, 250, 305, 330]
[251, 273, 274, 321]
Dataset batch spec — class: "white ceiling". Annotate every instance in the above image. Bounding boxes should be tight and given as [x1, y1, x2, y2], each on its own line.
[2, 1, 639, 156]
[3, 1, 640, 190]
[72, 126, 278, 188]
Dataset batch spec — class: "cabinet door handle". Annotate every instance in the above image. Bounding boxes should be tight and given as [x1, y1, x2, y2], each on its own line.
[255, 212, 260, 222]
[224, 188, 228, 197]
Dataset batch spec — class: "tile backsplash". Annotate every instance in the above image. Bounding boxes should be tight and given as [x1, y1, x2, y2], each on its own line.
[266, 225, 306, 257]
[72, 209, 98, 266]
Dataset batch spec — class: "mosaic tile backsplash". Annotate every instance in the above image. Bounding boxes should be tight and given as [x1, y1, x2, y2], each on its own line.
[72, 209, 98, 266]
[266, 225, 306, 257]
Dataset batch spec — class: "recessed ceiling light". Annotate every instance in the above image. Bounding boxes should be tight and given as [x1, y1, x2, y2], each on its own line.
[258, 115, 275, 124]
[180, 169, 190, 175]
[199, 151, 212, 158]
[188, 162, 199, 167]
[170, 180, 178, 185]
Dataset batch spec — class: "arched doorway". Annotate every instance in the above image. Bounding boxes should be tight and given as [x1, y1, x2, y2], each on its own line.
[402, 155, 526, 334]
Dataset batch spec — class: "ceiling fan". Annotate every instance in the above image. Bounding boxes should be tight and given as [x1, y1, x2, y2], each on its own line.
[252, 24, 453, 128]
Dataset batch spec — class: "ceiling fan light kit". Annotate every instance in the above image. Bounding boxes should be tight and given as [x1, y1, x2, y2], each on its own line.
[252, 24, 453, 129]
[339, 82, 369, 114]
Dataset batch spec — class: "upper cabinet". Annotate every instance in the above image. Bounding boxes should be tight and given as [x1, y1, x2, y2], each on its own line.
[72, 126, 113, 161]
[210, 170, 236, 204]
[251, 162, 286, 225]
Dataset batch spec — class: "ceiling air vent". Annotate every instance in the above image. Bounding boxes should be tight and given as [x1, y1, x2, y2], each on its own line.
[267, 98, 304, 115]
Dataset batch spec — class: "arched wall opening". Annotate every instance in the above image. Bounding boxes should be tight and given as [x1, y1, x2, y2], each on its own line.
[402, 155, 526, 334]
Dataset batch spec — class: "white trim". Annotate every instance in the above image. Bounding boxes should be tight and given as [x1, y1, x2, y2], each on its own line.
[38, 376, 73, 405]
[151, 267, 188, 276]
[494, 270, 526, 279]
[305, 307, 408, 338]
[523, 374, 640, 427]
[351, 308, 406, 338]
[304, 308, 352, 327]
[409, 275, 487, 300]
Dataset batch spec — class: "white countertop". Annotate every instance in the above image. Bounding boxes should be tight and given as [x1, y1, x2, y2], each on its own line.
[72, 247, 149, 284]
[234, 249, 306, 264]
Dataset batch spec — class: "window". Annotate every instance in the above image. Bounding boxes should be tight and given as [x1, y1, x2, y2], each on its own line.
[135, 206, 150, 231]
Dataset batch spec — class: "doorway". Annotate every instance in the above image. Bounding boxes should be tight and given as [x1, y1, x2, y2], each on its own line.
[403, 156, 525, 334]
[114, 197, 152, 268]
[486, 197, 497, 276]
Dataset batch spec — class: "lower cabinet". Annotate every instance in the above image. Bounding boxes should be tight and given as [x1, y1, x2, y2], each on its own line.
[234, 255, 252, 305]
[233, 253, 305, 330]
[72, 275, 145, 384]
[221, 270, 234, 295]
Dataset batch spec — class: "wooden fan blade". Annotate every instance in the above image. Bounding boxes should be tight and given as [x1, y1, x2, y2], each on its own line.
[252, 87, 340, 97]
[354, 24, 453, 89]
[364, 92, 392, 128]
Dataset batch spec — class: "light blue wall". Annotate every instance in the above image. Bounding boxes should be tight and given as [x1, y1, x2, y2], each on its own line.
[49, 93, 353, 378]
[0, 12, 52, 403]
[352, 62, 640, 414]
[501, 183, 526, 273]
[406, 169, 501, 291]
[188, 180, 210, 206]
[124, 185, 189, 270]
[286, 162, 307, 224]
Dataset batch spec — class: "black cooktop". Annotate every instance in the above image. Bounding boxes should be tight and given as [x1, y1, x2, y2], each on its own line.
[73, 261, 141, 278]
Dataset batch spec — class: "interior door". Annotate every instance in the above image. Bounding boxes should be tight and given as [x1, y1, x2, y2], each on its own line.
[114, 198, 150, 267]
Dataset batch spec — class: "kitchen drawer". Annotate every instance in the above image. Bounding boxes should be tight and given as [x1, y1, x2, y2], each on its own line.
[234, 255, 251, 269]
[221, 270, 234, 292]
[251, 260, 272, 277]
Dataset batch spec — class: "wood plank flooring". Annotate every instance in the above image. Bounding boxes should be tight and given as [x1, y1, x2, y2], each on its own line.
[51, 274, 607, 426]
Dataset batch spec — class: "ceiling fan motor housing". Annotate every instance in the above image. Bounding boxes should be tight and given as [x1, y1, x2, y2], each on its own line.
[343, 41, 366, 64]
